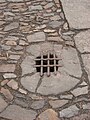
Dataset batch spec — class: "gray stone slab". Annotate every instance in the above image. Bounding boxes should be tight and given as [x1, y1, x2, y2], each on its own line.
[61, 0, 90, 29]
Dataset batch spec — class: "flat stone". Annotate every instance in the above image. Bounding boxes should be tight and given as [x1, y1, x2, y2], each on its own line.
[74, 30, 90, 53]
[4, 22, 19, 31]
[57, 46, 82, 77]
[21, 73, 40, 93]
[7, 0, 23, 1]
[3, 73, 17, 79]
[44, 3, 54, 9]
[26, 44, 41, 57]
[71, 113, 90, 120]
[0, 64, 15, 73]
[7, 79, 18, 90]
[31, 100, 45, 109]
[59, 105, 79, 118]
[82, 54, 90, 82]
[27, 32, 45, 43]
[37, 72, 79, 95]
[29, 5, 43, 11]
[60, 94, 73, 99]
[21, 55, 36, 75]
[49, 21, 64, 28]
[0, 95, 8, 112]
[47, 36, 63, 42]
[0, 88, 13, 101]
[36, 109, 60, 120]
[49, 100, 68, 108]
[0, 105, 37, 120]
[71, 86, 88, 97]
[61, 0, 90, 29]
[18, 88, 27, 95]
[83, 103, 90, 110]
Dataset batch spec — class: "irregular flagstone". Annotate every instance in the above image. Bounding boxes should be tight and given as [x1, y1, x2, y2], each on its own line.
[49, 99, 68, 108]
[71, 86, 88, 97]
[59, 105, 79, 118]
[21, 73, 40, 93]
[21, 55, 36, 76]
[61, 0, 90, 29]
[31, 100, 45, 109]
[27, 32, 45, 43]
[0, 64, 15, 72]
[37, 72, 79, 95]
[74, 30, 90, 53]
[82, 54, 90, 82]
[4, 22, 19, 31]
[54, 45, 82, 77]
[0, 95, 8, 112]
[36, 109, 60, 120]
[0, 105, 37, 120]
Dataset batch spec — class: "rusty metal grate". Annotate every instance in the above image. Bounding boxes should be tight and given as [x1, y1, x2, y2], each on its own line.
[34, 52, 62, 76]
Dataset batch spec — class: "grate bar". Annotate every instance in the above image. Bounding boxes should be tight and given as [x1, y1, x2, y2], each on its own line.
[34, 65, 62, 67]
[35, 58, 61, 61]
[40, 53, 43, 77]
[47, 52, 50, 76]
[54, 52, 57, 75]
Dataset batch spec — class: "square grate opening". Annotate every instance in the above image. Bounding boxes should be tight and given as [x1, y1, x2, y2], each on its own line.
[34, 52, 61, 76]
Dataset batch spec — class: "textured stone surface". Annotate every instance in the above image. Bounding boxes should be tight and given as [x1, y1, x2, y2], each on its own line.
[82, 54, 90, 82]
[27, 32, 45, 43]
[74, 30, 90, 53]
[49, 100, 68, 108]
[59, 105, 79, 118]
[36, 109, 60, 120]
[31, 100, 45, 109]
[61, 0, 90, 29]
[4, 22, 19, 31]
[21, 55, 36, 75]
[21, 73, 40, 92]
[0, 64, 15, 72]
[0, 105, 37, 120]
[71, 86, 88, 97]
[0, 96, 8, 112]
[37, 72, 79, 95]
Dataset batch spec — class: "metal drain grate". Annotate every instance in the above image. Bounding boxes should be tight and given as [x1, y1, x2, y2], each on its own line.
[34, 52, 62, 76]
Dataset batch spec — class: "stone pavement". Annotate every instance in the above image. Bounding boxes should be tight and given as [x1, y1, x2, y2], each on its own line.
[0, 0, 90, 120]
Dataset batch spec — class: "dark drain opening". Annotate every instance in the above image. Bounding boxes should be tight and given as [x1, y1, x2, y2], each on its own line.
[35, 53, 59, 76]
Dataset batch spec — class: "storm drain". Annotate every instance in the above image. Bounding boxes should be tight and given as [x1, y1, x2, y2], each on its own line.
[34, 52, 61, 76]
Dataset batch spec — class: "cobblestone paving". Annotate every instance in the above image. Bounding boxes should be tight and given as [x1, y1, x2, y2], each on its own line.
[0, 0, 90, 120]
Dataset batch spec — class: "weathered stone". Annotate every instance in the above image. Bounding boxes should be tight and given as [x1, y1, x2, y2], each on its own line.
[0, 105, 37, 120]
[36, 109, 60, 120]
[3, 73, 17, 79]
[5, 41, 17, 46]
[71, 86, 88, 96]
[59, 105, 79, 118]
[21, 55, 36, 75]
[18, 88, 27, 94]
[37, 72, 79, 95]
[27, 32, 45, 43]
[44, 3, 54, 9]
[7, 0, 23, 2]
[4, 22, 19, 31]
[49, 21, 64, 28]
[21, 73, 40, 93]
[31, 100, 45, 109]
[49, 100, 68, 108]
[74, 30, 90, 53]
[0, 88, 13, 101]
[60, 94, 73, 99]
[82, 54, 90, 82]
[61, 0, 90, 29]
[29, 5, 43, 11]
[47, 36, 63, 42]
[57, 46, 82, 77]
[0, 64, 15, 72]
[0, 95, 8, 112]
[50, 15, 61, 21]
[26, 44, 41, 57]
[7, 79, 18, 90]
[83, 103, 90, 110]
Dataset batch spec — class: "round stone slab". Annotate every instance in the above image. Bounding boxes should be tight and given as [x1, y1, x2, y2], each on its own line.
[37, 72, 80, 95]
